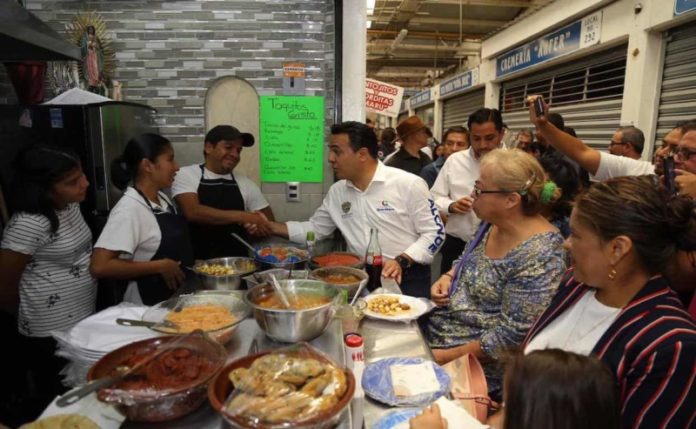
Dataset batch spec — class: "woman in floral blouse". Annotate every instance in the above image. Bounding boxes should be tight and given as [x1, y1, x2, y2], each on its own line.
[425, 149, 567, 397]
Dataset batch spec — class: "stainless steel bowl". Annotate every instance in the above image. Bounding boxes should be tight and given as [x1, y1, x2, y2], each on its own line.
[309, 266, 367, 299]
[244, 280, 339, 343]
[193, 257, 258, 290]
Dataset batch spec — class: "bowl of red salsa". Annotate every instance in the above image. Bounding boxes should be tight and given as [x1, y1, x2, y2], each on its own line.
[308, 251, 364, 270]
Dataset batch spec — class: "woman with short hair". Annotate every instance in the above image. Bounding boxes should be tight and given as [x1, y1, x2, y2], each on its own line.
[523, 176, 695, 428]
[426, 149, 567, 397]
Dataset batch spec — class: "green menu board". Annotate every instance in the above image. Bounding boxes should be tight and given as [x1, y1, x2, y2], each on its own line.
[259, 95, 325, 182]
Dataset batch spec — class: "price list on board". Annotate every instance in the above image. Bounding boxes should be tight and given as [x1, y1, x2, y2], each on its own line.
[259, 95, 325, 182]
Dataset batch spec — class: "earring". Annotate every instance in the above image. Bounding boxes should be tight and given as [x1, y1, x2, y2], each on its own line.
[608, 267, 617, 280]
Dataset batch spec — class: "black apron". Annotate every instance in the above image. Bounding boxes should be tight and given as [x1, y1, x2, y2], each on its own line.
[189, 165, 248, 260]
[134, 189, 196, 305]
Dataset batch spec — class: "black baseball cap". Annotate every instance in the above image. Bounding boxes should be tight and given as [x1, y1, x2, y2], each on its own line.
[204, 125, 255, 147]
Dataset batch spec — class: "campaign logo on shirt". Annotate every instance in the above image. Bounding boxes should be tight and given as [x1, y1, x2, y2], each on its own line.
[341, 201, 353, 218]
[376, 200, 395, 212]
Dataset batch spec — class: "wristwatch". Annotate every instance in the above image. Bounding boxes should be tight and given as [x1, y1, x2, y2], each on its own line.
[395, 254, 412, 271]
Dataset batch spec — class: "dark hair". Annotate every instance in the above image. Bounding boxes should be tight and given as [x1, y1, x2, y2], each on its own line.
[574, 176, 696, 273]
[330, 121, 378, 158]
[564, 126, 577, 137]
[503, 349, 620, 429]
[111, 133, 172, 191]
[443, 126, 469, 142]
[11, 147, 81, 232]
[547, 112, 565, 130]
[618, 126, 645, 154]
[380, 127, 397, 146]
[679, 119, 696, 134]
[468, 108, 504, 132]
[539, 154, 580, 220]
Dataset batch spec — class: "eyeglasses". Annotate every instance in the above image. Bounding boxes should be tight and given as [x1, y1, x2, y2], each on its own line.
[473, 173, 536, 198]
[674, 147, 696, 161]
[609, 140, 626, 147]
[472, 182, 512, 197]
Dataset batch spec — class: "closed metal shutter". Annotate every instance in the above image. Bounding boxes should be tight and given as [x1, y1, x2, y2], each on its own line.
[656, 24, 696, 145]
[442, 88, 485, 131]
[500, 45, 627, 150]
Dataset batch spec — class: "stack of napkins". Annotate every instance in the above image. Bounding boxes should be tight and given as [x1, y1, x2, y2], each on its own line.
[390, 361, 441, 397]
[52, 303, 159, 386]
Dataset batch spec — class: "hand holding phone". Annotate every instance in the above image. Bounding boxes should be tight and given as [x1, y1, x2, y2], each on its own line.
[663, 157, 677, 195]
[533, 96, 545, 118]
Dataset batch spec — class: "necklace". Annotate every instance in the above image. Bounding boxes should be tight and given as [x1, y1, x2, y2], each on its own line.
[562, 292, 621, 349]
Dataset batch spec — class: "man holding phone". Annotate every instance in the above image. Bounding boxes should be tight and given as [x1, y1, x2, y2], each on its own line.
[527, 95, 654, 181]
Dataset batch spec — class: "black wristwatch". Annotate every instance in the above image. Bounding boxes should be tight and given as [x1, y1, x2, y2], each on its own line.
[395, 255, 412, 270]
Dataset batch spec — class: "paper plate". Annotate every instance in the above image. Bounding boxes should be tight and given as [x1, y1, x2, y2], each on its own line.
[373, 408, 422, 429]
[363, 294, 430, 322]
[362, 357, 451, 407]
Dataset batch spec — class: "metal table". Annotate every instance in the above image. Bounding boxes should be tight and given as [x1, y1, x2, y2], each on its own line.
[360, 278, 435, 428]
[122, 318, 351, 429]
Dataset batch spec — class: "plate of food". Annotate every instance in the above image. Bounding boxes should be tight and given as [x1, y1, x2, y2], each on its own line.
[363, 294, 431, 322]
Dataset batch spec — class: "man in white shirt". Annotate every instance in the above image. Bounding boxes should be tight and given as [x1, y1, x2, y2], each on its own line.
[260, 121, 445, 298]
[171, 125, 274, 260]
[431, 108, 504, 273]
[527, 96, 655, 181]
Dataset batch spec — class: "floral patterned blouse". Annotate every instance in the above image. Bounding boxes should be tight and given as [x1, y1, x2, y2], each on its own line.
[425, 226, 566, 395]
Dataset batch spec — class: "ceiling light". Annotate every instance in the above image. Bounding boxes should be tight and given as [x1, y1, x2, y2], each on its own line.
[367, 0, 376, 15]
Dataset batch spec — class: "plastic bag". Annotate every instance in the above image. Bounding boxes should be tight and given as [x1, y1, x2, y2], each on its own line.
[221, 342, 355, 429]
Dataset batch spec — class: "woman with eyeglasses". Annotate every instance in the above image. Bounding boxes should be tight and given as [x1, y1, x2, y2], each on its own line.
[521, 176, 695, 428]
[425, 149, 567, 398]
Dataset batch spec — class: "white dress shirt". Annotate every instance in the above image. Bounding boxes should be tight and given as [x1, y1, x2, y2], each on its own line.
[286, 162, 445, 264]
[430, 148, 481, 242]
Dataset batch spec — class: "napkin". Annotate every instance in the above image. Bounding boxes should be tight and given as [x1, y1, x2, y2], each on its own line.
[60, 304, 159, 351]
[390, 361, 441, 397]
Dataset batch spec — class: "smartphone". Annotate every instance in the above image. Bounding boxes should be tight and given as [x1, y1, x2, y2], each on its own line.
[533, 96, 545, 118]
[663, 157, 677, 194]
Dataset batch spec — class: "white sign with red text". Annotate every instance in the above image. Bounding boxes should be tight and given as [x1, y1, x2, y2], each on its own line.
[365, 78, 405, 118]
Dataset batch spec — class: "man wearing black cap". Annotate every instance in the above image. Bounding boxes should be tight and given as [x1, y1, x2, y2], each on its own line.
[172, 125, 274, 260]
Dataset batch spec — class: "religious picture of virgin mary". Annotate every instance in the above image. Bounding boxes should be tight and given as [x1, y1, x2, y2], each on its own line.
[80, 25, 104, 92]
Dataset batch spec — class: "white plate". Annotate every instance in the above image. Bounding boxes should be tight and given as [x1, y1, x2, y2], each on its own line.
[363, 294, 429, 322]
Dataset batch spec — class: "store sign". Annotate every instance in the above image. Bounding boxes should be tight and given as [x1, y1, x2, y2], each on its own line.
[674, 0, 696, 15]
[496, 11, 602, 78]
[409, 88, 432, 109]
[439, 67, 480, 98]
[365, 78, 405, 118]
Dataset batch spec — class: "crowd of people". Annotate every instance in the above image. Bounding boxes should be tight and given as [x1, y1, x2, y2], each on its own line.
[0, 96, 694, 427]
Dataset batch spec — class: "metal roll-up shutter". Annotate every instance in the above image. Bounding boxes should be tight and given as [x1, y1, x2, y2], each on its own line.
[397, 111, 408, 125]
[442, 88, 485, 130]
[656, 24, 696, 145]
[500, 45, 627, 150]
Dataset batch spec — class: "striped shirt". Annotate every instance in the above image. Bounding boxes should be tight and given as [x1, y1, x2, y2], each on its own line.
[522, 271, 696, 429]
[1, 203, 96, 337]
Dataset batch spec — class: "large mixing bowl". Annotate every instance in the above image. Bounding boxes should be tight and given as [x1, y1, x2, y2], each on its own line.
[309, 266, 367, 299]
[244, 280, 339, 343]
[308, 251, 364, 270]
[193, 257, 258, 290]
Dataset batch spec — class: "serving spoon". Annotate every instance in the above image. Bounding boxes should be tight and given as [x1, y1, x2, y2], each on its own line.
[269, 273, 292, 309]
[230, 232, 257, 254]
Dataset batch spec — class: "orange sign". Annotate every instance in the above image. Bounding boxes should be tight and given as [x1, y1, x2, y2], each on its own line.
[283, 63, 305, 78]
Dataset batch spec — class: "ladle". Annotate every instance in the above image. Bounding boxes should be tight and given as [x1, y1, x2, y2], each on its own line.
[230, 232, 257, 254]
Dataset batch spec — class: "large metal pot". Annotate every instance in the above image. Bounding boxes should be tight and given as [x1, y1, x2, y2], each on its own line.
[244, 280, 339, 343]
[192, 257, 258, 290]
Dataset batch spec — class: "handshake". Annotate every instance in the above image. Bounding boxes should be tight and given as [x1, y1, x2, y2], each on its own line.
[244, 211, 275, 237]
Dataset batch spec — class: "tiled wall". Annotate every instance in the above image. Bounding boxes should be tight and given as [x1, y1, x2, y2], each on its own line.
[1, 0, 336, 221]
